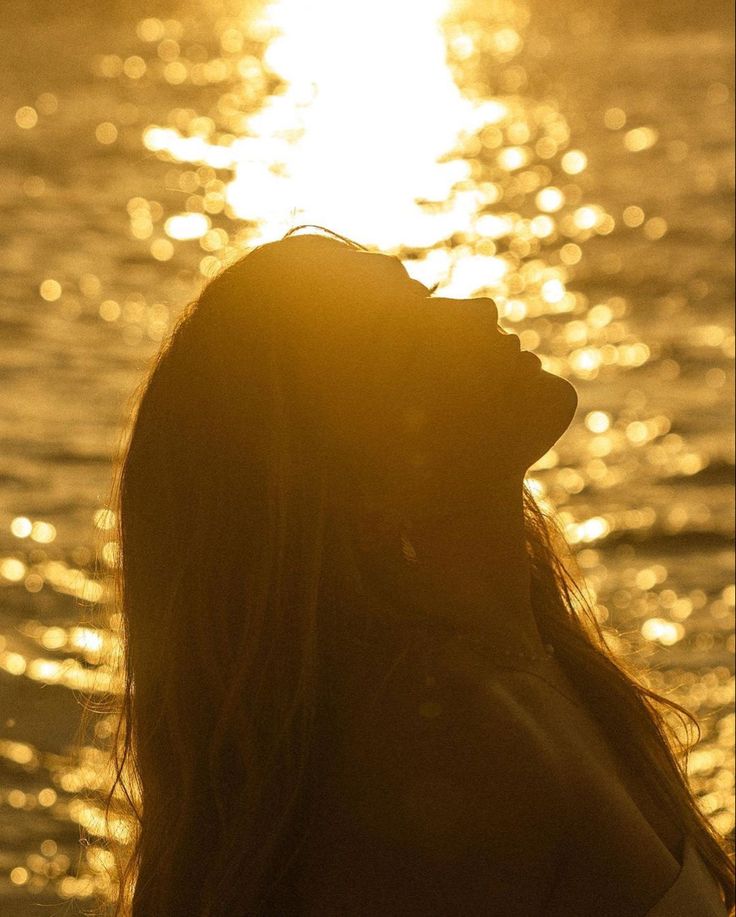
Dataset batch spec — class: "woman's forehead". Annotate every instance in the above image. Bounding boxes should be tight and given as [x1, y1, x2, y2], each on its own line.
[350, 249, 414, 288]
[310, 239, 411, 286]
[252, 234, 416, 295]
[325, 246, 428, 302]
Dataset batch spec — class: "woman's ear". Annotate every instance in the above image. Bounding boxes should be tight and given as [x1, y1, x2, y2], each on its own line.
[353, 496, 404, 554]
[400, 524, 420, 565]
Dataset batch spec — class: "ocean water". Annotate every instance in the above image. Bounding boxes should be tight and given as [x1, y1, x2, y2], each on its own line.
[0, 0, 733, 911]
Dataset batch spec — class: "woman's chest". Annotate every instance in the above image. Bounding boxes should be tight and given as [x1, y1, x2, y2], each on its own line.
[383, 640, 685, 871]
[320, 639, 688, 914]
[484, 662, 686, 915]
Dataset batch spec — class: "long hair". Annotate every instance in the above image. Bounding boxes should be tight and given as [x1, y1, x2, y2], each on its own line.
[93, 227, 735, 916]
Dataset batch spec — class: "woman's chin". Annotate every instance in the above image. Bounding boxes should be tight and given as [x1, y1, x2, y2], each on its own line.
[538, 370, 578, 414]
[519, 370, 578, 464]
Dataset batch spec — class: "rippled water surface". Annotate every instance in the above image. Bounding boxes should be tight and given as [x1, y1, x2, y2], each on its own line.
[0, 0, 733, 910]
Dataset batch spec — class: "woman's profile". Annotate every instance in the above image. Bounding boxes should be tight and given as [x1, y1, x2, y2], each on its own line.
[101, 226, 735, 916]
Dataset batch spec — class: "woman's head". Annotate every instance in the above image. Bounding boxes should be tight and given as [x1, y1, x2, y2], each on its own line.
[108, 228, 578, 912]
[102, 227, 733, 917]
[170, 228, 577, 523]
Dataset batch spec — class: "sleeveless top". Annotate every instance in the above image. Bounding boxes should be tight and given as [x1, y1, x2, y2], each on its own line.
[266, 613, 731, 916]
[645, 837, 729, 916]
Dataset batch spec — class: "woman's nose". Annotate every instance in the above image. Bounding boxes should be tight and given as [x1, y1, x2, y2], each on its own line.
[468, 296, 500, 326]
[432, 296, 500, 329]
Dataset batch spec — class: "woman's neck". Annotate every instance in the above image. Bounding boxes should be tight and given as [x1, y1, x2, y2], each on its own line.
[372, 477, 548, 657]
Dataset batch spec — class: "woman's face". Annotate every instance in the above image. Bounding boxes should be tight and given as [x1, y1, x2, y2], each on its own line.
[251, 236, 578, 505]
[386, 265, 578, 477]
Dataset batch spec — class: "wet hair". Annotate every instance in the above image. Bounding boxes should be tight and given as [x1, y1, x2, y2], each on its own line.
[92, 227, 734, 915]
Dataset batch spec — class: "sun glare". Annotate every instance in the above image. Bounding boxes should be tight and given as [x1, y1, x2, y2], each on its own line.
[139, 0, 532, 258]
[226, 0, 474, 249]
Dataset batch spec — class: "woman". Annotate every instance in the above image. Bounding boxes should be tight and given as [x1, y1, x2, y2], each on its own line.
[102, 227, 734, 916]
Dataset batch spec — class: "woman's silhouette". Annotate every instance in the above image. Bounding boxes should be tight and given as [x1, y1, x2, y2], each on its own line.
[103, 227, 734, 915]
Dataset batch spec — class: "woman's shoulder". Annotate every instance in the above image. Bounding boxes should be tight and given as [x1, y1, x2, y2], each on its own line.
[331, 625, 567, 758]
[324, 631, 570, 865]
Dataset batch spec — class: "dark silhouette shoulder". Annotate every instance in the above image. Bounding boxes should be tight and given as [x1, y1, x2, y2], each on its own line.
[294, 635, 569, 914]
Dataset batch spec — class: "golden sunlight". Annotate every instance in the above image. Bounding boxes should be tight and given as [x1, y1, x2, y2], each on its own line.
[227, 0, 476, 249]
[3, 0, 734, 908]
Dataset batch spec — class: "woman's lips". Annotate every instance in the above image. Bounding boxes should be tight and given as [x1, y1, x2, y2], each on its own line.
[495, 333, 542, 374]
[518, 349, 542, 373]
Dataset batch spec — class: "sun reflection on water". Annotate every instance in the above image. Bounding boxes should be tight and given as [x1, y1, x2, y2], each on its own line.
[0, 0, 733, 906]
[135, 0, 627, 332]
[142, 0, 495, 251]
[231, 0, 478, 247]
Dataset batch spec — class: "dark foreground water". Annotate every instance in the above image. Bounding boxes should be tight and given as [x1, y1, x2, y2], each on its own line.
[0, 0, 733, 911]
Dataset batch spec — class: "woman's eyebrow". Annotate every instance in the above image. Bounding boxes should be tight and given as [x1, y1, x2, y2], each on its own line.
[390, 256, 437, 296]
[410, 279, 438, 296]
